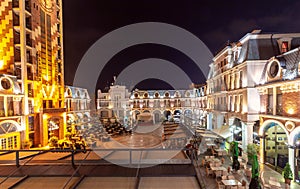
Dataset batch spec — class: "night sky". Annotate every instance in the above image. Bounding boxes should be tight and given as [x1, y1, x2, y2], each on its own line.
[62, 0, 300, 92]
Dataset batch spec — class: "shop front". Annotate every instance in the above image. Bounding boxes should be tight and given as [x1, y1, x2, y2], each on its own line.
[37, 108, 66, 146]
[0, 121, 21, 150]
[260, 120, 289, 172]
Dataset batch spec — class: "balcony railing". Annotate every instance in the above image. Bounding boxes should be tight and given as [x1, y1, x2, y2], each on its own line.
[14, 53, 21, 62]
[14, 35, 20, 44]
[13, 19, 20, 26]
[26, 22, 32, 30]
[28, 89, 34, 97]
[13, 0, 19, 8]
[276, 106, 283, 116]
[26, 39, 32, 47]
[27, 73, 33, 80]
[25, 0, 31, 12]
[267, 107, 273, 115]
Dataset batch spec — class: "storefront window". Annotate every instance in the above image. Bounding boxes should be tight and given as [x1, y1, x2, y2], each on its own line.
[264, 123, 288, 171]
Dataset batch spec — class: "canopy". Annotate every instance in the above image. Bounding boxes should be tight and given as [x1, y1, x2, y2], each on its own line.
[212, 125, 232, 139]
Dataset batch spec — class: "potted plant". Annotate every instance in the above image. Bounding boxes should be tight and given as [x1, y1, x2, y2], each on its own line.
[22, 140, 31, 149]
[247, 144, 259, 165]
[282, 163, 293, 185]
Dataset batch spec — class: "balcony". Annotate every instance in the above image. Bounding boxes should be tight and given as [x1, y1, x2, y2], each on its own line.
[27, 73, 33, 80]
[25, 0, 31, 12]
[267, 107, 273, 115]
[14, 35, 20, 44]
[26, 17, 32, 30]
[28, 89, 34, 97]
[26, 39, 32, 47]
[27, 56, 32, 64]
[13, 18, 20, 26]
[14, 52, 21, 62]
[13, 0, 19, 8]
[26, 22, 32, 30]
[276, 106, 283, 116]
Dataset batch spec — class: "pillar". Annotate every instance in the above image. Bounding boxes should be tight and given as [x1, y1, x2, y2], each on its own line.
[242, 122, 254, 150]
[289, 148, 295, 178]
[207, 113, 212, 130]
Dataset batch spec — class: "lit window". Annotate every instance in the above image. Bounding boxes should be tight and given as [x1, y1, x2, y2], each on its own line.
[281, 41, 288, 53]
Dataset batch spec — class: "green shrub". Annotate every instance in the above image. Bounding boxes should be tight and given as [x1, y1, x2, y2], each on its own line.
[247, 144, 259, 164]
[282, 163, 293, 180]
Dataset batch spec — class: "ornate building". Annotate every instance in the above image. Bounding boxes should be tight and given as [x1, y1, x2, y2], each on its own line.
[65, 86, 91, 132]
[97, 85, 131, 125]
[0, 0, 65, 148]
[257, 46, 300, 180]
[97, 85, 202, 127]
[206, 30, 300, 177]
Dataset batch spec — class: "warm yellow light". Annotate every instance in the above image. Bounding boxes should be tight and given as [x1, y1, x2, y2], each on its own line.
[0, 60, 3, 69]
[43, 114, 48, 119]
[287, 108, 294, 115]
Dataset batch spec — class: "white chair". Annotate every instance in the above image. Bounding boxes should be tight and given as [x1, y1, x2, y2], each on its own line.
[217, 181, 225, 189]
[218, 151, 223, 156]
[245, 168, 251, 179]
[270, 177, 278, 182]
[215, 170, 222, 180]
[260, 177, 271, 189]
[222, 170, 228, 176]
[206, 167, 213, 177]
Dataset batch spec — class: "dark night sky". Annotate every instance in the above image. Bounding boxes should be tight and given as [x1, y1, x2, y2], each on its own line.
[62, 0, 300, 91]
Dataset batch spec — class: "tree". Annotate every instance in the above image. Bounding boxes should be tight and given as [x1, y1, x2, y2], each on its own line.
[249, 154, 261, 189]
[282, 163, 293, 185]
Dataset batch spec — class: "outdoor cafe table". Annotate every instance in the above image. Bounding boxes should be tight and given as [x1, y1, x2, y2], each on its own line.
[196, 129, 206, 133]
[206, 143, 216, 147]
[205, 157, 220, 162]
[200, 133, 219, 138]
[210, 166, 227, 171]
[221, 179, 242, 186]
[269, 180, 281, 187]
[215, 148, 227, 155]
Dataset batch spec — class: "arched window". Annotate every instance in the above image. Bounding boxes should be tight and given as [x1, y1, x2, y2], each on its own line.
[0, 122, 18, 135]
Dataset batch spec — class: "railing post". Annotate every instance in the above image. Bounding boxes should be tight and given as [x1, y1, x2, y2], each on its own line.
[129, 150, 132, 165]
[16, 151, 20, 167]
[71, 150, 75, 168]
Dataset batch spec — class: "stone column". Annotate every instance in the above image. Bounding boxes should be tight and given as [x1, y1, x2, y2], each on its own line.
[289, 148, 295, 178]
[242, 122, 254, 150]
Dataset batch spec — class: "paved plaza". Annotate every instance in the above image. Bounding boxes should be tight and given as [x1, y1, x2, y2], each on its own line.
[0, 124, 300, 188]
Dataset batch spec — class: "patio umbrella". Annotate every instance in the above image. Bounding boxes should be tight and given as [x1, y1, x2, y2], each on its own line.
[232, 141, 240, 171]
[249, 154, 261, 189]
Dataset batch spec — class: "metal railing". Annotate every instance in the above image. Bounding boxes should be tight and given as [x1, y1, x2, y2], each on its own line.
[0, 148, 193, 168]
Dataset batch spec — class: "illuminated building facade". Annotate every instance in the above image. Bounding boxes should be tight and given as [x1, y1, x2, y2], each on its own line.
[0, 0, 64, 148]
[206, 30, 300, 178]
[65, 86, 91, 131]
[97, 85, 201, 126]
[97, 85, 131, 124]
[257, 46, 300, 181]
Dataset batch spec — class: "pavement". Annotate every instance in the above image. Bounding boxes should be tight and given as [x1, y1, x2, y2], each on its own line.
[1, 125, 299, 189]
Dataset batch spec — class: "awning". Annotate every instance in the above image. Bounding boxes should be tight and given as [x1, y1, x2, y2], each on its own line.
[199, 133, 219, 138]
[212, 125, 232, 139]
